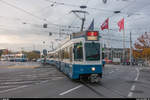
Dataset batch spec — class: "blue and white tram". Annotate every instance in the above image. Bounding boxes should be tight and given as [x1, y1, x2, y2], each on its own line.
[46, 31, 102, 83]
[1, 53, 27, 62]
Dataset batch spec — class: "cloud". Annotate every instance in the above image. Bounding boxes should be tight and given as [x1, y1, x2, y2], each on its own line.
[0, 0, 150, 51]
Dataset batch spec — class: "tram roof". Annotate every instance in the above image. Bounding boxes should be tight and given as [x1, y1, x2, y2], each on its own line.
[48, 30, 99, 54]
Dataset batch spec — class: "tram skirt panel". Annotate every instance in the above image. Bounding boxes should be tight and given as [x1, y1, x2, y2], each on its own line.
[72, 64, 102, 79]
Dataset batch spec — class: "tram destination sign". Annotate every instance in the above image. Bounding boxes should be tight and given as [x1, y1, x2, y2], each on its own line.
[86, 31, 99, 41]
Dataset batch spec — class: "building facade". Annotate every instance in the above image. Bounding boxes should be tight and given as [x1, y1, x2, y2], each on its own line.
[103, 48, 130, 64]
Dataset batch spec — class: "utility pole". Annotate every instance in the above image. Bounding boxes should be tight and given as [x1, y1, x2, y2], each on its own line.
[130, 32, 132, 66]
[123, 29, 125, 64]
[51, 41, 54, 50]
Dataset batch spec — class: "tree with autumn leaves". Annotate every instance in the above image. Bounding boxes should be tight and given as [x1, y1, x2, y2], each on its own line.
[133, 32, 150, 62]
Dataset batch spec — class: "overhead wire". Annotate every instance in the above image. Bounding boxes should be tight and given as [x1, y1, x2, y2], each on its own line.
[0, 0, 147, 42]
[0, 0, 65, 28]
[0, 0, 47, 22]
[0, 26, 50, 35]
[61, 0, 91, 33]
[0, 0, 110, 32]
[45, 0, 114, 12]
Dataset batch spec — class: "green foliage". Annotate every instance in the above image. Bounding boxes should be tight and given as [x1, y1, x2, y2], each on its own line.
[134, 32, 150, 60]
[22, 51, 40, 61]
[27, 52, 40, 61]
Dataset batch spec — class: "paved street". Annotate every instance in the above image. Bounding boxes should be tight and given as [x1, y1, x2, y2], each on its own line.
[1, 0, 150, 98]
[0, 62, 149, 98]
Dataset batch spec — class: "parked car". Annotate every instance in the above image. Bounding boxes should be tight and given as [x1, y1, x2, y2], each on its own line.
[36, 59, 41, 62]
[32, 59, 36, 62]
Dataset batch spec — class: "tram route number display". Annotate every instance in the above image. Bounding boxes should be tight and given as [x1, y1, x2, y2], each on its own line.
[86, 31, 99, 41]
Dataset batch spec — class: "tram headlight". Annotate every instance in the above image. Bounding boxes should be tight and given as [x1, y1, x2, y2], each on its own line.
[91, 67, 95, 71]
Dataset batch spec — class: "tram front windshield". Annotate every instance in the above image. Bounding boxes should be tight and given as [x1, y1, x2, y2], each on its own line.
[85, 43, 100, 61]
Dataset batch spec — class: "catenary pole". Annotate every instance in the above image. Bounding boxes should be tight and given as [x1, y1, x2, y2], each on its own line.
[130, 32, 132, 66]
[123, 18, 125, 65]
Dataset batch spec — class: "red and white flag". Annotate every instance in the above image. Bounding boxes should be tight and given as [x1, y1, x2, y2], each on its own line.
[101, 18, 109, 30]
[117, 18, 124, 32]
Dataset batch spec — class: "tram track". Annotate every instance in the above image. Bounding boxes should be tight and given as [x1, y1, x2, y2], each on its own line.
[0, 65, 65, 92]
[80, 79, 127, 98]
[80, 80, 105, 97]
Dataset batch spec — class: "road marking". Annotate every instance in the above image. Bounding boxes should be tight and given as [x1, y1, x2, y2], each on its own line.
[41, 80, 49, 83]
[109, 71, 114, 74]
[52, 77, 64, 80]
[0, 85, 28, 94]
[131, 85, 135, 91]
[1, 81, 35, 85]
[0, 85, 16, 88]
[128, 85, 136, 97]
[128, 68, 140, 97]
[135, 68, 140, 81]
[59, 85, 83, 96]
[128, 92, 133, 97]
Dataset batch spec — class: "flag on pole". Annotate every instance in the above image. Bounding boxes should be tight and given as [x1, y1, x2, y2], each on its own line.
[117, 18, 124, 32]
[88, 19, 94, 30]
[101, 18, 109, 30]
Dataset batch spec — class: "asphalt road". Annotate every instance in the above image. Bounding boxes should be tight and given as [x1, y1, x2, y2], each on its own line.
[0, 62, 150, 98]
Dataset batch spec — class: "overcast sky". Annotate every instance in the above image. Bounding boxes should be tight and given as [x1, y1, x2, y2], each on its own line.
[0, 0, 150, 52]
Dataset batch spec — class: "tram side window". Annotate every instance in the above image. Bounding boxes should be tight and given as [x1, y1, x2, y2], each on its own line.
[64, 47, 69, 59]
[74, 43, 83, 61]
[58, 50, 61, 59]
[56, 52, 58, 59]
[69, 46, 72, 62]
[61, 49, 65, 61]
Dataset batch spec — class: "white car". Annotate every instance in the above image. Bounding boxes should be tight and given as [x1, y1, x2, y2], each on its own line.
[36, 59, 41, 62]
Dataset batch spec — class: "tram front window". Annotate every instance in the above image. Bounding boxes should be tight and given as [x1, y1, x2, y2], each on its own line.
[74, 43, 83, 61]
[85, 43, 100, 61]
